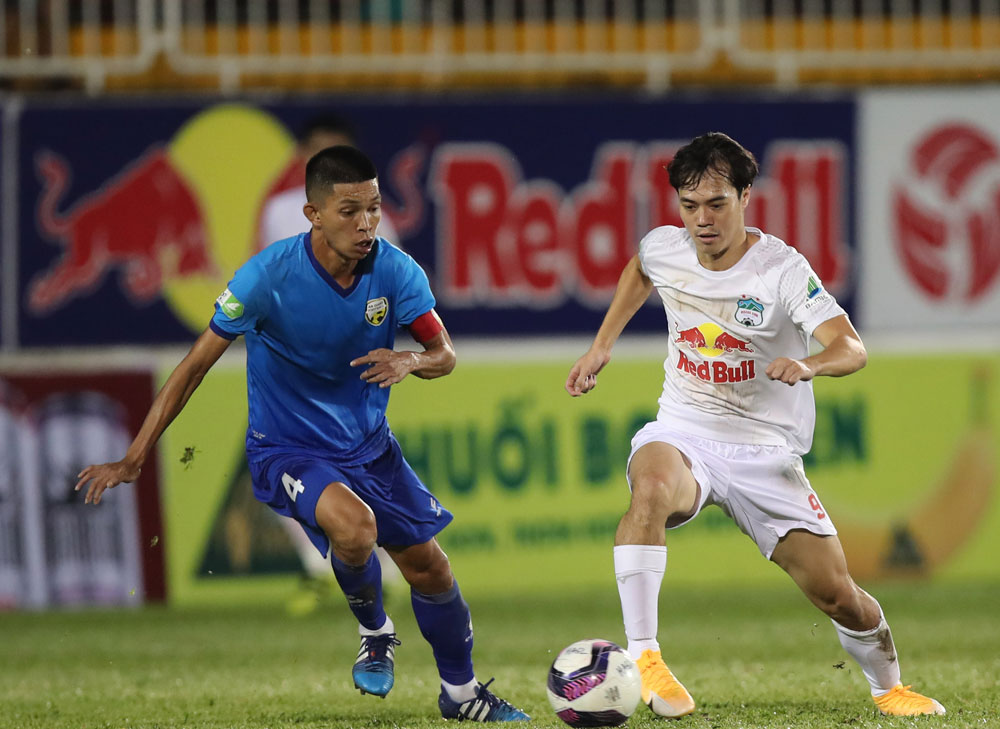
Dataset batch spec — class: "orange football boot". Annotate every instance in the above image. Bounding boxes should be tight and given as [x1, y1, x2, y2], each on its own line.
[873, 684, 946, 716]
[635, 649, 695, 718]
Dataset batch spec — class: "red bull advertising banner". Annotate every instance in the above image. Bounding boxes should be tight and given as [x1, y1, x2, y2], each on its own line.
[7, 96, 856, 347]
[858, 88, 1000, 335]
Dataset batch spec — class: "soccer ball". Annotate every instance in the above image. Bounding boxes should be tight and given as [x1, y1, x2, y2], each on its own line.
[546, 639, 642, 727]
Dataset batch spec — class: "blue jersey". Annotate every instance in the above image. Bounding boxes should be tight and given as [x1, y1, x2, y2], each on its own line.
[209, 234, 435, 465]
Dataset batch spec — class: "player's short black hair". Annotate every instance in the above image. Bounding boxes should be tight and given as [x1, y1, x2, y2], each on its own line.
[298, 113, 357, 145]
[305, 145, 378, 202]
[667, 132, 759, 195]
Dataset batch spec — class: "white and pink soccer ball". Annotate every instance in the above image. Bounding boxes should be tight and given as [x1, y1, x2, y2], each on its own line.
[546, 639, 641, 727]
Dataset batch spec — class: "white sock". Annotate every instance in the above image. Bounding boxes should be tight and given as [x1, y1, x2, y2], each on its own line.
[832, 610, 901, 695]
[359, 614, 394, 636]
[613, 544, 667, 658]
[442, 677, 479, 703]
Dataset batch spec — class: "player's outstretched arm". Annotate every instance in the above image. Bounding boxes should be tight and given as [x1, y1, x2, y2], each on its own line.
[766, 315, 868, 386]
[351, 310, 456, 388]
[75, 327, 233, 504]
[566, 255, 653, 397]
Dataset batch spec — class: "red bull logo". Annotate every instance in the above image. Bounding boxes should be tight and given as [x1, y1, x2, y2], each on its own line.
[675, 323, 754, 357]
[29, 148, 213, 311]
[675, 326, 708, 350]
[675, 323, 755, 384]
[29, 105, 427, 330]
[430, 139, 849, 308]
[28, 105, 296, 331]
[892, 123, 1000, 301]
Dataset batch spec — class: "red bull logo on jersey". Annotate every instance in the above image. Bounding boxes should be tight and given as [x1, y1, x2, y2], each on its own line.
[675, 322, 755, 384]
[675, 322, 754, 357]
[677, 351, 756, 384]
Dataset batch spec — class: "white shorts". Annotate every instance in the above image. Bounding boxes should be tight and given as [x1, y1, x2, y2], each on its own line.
[627, 421, 837, 559]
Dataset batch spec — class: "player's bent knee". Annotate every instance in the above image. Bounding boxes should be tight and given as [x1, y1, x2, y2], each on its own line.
[629, 474, 691, 520]
[315, 484, 376, 531]
[329, 529, 378, 565]
[318, 502, 378, 564]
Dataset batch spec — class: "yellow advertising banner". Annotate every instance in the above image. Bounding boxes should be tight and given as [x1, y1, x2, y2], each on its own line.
[161, 352, 998, 604]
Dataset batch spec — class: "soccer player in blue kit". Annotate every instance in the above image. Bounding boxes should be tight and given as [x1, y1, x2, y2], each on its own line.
[75, 145, 529, 723]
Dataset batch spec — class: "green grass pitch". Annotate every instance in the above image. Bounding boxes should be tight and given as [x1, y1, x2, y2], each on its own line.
[3, 580, 998, 728]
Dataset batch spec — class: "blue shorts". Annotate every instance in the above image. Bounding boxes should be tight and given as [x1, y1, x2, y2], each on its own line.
[248, 436, 453, 557]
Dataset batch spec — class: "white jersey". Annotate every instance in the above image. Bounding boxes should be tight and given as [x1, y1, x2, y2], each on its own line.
[637, 226, 846, 455]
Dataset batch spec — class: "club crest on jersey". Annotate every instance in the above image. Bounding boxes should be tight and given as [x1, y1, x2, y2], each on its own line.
[734, 296, 764, 327]
[365, 297, 389, 326]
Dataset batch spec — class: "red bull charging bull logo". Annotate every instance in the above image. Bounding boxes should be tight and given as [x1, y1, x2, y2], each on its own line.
[30, 147, 215, 311]
[28, 105, 297, 329]
[28, 104, 426, 333]
[675, 322, 755, 384]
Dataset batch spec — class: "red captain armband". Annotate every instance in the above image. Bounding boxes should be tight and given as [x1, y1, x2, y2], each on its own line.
[408, 309, 445, 344]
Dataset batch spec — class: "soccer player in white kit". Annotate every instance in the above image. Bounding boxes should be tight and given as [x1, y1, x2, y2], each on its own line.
[565, 133, 945, 718]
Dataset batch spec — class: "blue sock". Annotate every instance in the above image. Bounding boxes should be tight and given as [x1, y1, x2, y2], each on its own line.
[330, 551, 385, 631]
[411, 581, 475, 685]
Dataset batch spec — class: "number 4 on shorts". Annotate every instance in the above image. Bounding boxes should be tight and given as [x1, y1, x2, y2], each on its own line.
[282, 472, 305, 501]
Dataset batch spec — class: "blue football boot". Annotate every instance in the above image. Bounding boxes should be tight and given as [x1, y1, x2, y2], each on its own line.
[352, 632, 401, 697]
[438, 678, 531, 721]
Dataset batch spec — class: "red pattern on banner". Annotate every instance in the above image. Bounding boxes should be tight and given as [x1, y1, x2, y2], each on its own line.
[431, 139, 849, 307]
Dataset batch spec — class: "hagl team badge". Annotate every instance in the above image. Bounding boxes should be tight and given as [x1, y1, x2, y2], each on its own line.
[735, 296, 764, 327]
[365, 297, 388, 326]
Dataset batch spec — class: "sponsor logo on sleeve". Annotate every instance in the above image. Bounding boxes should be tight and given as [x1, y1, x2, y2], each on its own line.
[805, 276, 835, 310]
[215, 288, 244, 318]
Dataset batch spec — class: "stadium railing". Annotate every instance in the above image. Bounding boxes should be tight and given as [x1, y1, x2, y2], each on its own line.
[728, 0, 1000, 86]
[0, 0, 159, 92]
[1, 0, 998, 92]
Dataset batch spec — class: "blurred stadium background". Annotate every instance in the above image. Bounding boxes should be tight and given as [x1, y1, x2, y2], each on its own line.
[0, 0, 997, 640]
